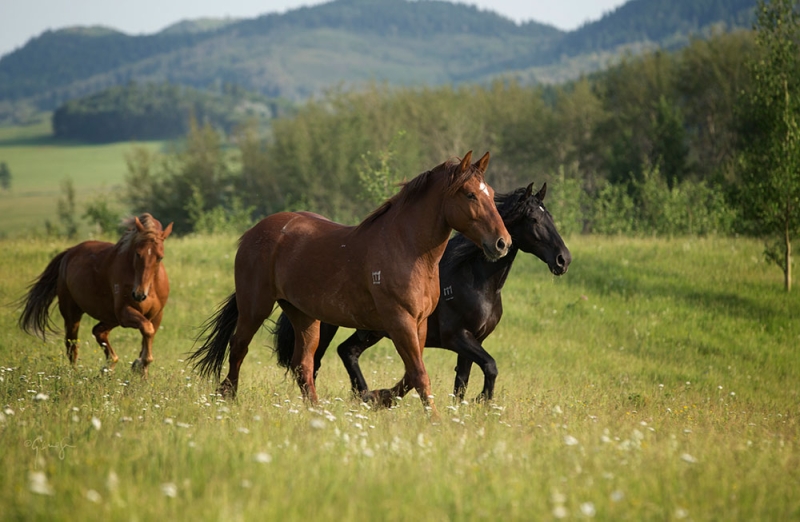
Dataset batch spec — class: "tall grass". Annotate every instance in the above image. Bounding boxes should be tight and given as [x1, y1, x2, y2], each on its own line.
[0, 234, 797, 520]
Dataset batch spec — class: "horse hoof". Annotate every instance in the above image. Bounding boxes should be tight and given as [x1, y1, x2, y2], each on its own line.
[362, 389, 395, 408]
[131, 359, 149, 378]
[216, 381, 237, 399]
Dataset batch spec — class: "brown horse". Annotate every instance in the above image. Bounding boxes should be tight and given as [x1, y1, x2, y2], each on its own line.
[189, 151, 511, 414]
[18, 213, 172, 376]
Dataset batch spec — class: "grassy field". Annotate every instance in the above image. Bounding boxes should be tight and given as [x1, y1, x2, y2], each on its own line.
[0, 120, 163, 237]
[0, 233, 797, 520]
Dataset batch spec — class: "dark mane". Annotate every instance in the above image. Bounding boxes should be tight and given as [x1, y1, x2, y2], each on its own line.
[117, 213, 163, 252]
[441, 186, 532, 271]
[356, 157, 482, 230]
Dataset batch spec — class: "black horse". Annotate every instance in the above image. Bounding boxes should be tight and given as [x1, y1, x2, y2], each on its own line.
[273, 183, 571, 401]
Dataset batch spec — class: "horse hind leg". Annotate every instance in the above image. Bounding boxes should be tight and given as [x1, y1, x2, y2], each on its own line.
[280, 304, 322, 404]
[58, 299, 83, 365]
[219, 306, 272, 398]
[92, 322, 118, 373]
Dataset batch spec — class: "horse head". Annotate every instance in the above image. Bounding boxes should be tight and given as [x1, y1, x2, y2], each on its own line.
[130, 215, 173, 302]
[504, 182, 570, 275]
[443, 151, 511, 261]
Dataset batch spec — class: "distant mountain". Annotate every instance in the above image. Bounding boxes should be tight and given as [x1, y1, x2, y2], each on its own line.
[0, 0, 757, 111]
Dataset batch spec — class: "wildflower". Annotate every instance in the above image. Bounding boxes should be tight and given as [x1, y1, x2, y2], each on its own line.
[106, 471, 119, 492]
[85, 489, 102, 503]
[680, 453, 698, 464]
[34, 393, 49, 401]
[160, 482, 177, 498]
[254, 452, 272, 463]
[29, 471, 55, 495]
[237, 427, 250, 434]
[91, 417, 102, 431]
[553, 506, 568, 519]
[564, 435, 579, 446]
[610, 490, 624, 502]
[309, 418, 326, 430]
[580, 502, 596, 517]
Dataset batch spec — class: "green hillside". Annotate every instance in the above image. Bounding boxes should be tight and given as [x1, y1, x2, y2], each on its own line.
[0, 0, 756, 113]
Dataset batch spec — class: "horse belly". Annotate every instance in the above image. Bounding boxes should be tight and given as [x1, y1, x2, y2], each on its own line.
[61, 252, 117, 323]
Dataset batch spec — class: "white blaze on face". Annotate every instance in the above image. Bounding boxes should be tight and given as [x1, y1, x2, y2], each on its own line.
[479, 182, 490, 198]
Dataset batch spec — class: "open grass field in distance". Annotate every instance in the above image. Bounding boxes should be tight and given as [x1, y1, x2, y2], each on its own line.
[0, 120, 163, 237]
[0, 233, 797, 520]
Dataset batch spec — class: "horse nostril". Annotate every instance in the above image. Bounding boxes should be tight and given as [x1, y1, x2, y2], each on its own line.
[557, 254, 566, 267]
[496, 237, 507, 252]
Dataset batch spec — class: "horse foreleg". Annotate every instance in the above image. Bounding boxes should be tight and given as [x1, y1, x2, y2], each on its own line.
[445, 331, 497, 402]
[92, 322, 119, 372]
[371, 320, 437, 416]
[337, 330, 383, 396]
[118, 307, 156, 378]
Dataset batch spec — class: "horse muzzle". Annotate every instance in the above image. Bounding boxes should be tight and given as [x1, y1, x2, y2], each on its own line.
[131, 291, 148, 303]
[483, 236, 511, 261]
[549, 252, 571, 276]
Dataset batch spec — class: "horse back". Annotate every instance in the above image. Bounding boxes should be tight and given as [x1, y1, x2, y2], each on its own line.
[237, 212, 396, 329]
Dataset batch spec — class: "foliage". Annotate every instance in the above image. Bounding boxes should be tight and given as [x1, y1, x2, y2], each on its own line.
[46, 178, 78, 239]
[0, 161, 10, 190]
[82, 197, 122, 237]
[356, 131, 408, 206]
[124, 118, 237, 234]
[52, 82, 279, 143]
[736, 0, 800, 290]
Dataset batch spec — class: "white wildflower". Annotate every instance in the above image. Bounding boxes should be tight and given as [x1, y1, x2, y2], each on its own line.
[160, 482, 177, 498]
[680, 453, 698, 464]
[91, 417, 102, 431]
[580, 502, 596, 517]
[28, 471, 54, 495]
[254, 452, 272, 464]
[85, 489, 102, 503]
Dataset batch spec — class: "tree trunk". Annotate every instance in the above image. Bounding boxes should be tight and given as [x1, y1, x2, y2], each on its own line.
[785, 213, 792, 292]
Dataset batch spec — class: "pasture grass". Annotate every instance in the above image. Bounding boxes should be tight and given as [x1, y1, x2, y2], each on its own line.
[0, 121, 163, 236]
[0, 234, 798, 520]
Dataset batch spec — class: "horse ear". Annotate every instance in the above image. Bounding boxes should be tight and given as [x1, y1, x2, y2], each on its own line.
[535, 182, 547, 201]
[524, 182, 534, 200]
[458, 151, 473, 173]
[162, 222, 173, 240]
[472, 151, 490, 174]
[134, 216, 145, 232]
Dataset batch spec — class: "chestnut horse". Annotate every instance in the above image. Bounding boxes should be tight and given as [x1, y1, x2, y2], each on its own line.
[189, 151, 511, 414]
[18, 213, 172, 376]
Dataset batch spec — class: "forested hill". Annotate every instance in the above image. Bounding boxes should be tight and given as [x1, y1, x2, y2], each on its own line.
[0, 0, 757, 111]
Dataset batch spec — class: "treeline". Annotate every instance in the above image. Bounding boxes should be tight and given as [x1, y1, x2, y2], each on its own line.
[52, 82, 287, 142]
[116, 30, 758, 237]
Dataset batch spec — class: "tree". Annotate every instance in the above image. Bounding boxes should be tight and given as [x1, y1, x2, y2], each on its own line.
[738, 0, 800, 291]
[0, 161, 11, 190]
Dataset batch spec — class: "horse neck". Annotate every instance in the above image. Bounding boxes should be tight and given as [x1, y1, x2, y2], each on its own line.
[473, 242, 519, 294]
[383, 183, 452, 263]
[442, 234, 519, 295]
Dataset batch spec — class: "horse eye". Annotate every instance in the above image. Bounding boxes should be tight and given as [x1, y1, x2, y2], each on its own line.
[157, 256, 164, 263]
[467, 192, 477, 201]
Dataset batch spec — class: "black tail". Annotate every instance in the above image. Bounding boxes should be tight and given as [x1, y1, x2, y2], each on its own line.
[271, 311, 295, 369]
[18, 250, 67, 339]
[188, 293, 239, 380]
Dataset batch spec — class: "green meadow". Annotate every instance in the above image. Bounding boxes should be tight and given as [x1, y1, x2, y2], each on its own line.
[0, 233, 797, 520]
[0, 121, 163, 236]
